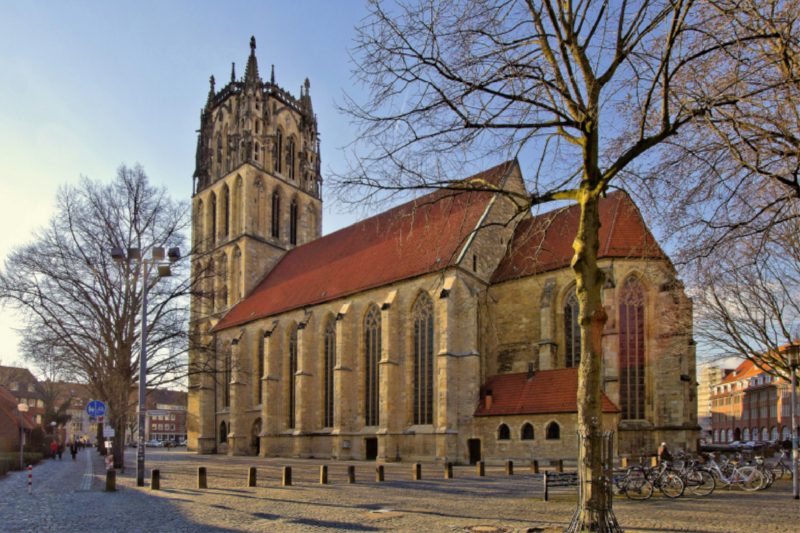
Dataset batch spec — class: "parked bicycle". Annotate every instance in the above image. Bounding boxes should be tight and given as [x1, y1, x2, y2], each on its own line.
[702, 452, 764, 491]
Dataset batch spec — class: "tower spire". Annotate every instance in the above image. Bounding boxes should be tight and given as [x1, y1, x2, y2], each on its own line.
[270, 64, 275, 85]
[231, 62, 236, 83]
[244, 35, 260, 87]
[205, 75, 215, 109]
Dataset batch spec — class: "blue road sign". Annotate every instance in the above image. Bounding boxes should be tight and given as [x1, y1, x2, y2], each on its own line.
[86, 400, 106, 418]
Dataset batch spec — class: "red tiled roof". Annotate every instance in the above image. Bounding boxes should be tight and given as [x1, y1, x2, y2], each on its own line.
[492, 190, 665, 283]
[0, 386, 37, 429]
[212, 161, 516, 331]
[474, 368, 619, 416]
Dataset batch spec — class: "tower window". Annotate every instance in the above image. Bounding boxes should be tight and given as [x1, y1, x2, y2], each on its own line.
[271, 190, 281, 239]
[289, 198, 298, 245]
[255, 120, 259, 134]
[255, 143, 259, 161]
[274, 131, 283, 174]
[472, 254, 477, 273]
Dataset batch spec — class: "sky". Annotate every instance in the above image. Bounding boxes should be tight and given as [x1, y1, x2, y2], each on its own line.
[0, 1, 372, 370]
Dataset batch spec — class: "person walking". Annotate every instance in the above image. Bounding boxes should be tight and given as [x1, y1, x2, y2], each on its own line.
[70, 440, 77, 460]
[57, 442, 63, 460]
[50, 440, 58, 460]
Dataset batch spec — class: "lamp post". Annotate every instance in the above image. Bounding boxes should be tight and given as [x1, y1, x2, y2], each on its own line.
[111, 246, 180, 487]
[788, 343, 799, 500]
[18, 404, 28, 469]
[50, 421, 56, 443]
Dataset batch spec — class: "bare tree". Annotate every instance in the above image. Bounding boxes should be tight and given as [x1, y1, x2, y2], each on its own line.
[691, 187, 800, 379]
[0, 165, 194, 469]
[334, 1, 786, 529]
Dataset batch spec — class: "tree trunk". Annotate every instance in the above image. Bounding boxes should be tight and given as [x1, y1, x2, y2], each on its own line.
[568, 188, 619, 532]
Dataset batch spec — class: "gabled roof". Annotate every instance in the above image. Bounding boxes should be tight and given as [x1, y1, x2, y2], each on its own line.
[474, 368, 619, 416]
[492, 190, 665, 283]
[0, 386, 37, 430]
[212, 161, 516, 331]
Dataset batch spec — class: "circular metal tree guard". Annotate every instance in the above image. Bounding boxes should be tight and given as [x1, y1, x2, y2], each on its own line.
[565, 430, 622, 533]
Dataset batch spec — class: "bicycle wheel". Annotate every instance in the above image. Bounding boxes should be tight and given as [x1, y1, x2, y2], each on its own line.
[660, 474, 685, 498]
[688, 470, 715, 497]
[759, 467, 774, 490]
[737, 467, 764, 491]
[625, 478, 654, 500]
[770, 463, 786, 481]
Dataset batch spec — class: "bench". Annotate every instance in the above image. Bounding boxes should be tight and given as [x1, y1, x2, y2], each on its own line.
[543, 470, 578, 501]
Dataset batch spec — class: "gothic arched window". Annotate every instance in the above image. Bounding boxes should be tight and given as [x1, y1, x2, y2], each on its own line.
[253, 177, 265, 237]
[231, 247, 242, 303]
[274, 131, 283, 173]
[619, 278, 646, 420]
[233, 176, 243, 235]
[222, 345, 231, 408]
[206, 258, 215, 313]
[210, 192, 217, 245]
[290, 198, 298, 245]
[271, 190, 281, 239]
[256, 332, 264, 406]
[546, 422, 560, 440]
[195, 200, 205, 251]
[498, 424, 510, 440]
[222, 184, 230, 237]
[218, 254, 228, 310]
[412, 293, 434, 425]
[364, 304, 382, 427]
[287, 137, 296, 180]
[287, 325, 298, 429]
[323, 317, 336, 428]
[564, 288, 581, 368]
[521, 423, 534, 441]
[219, 421, 227, 443]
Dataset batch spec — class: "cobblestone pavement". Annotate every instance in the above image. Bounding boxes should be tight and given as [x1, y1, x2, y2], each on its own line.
[0, 449, 798, 532]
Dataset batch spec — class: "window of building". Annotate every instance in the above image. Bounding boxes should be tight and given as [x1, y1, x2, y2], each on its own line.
[743, 428, 750, 441]
[472, 254, 477, 273]
[564, 288, 581, 368]
[364, 304, 382, 427]
[546, 422, 561, 440]
[222, 345, 232, 408]
[274, 130, 283, 173]
[770, 427, 778, 440]
[521, 423, 534, 441]
[287, 137, 296, 180]
[762, 427, 768, 440]
[498, 424, 510, 441]
[289, 198, 298, 245]
[783, 426, 791, 440]
[220, 421, 227, 443]
[619, 278, 646, 420]
[323, 317, 336, 428]
[171, 414, 175, 421]
[412, 292, 434, 425]
[257, 332, 265, 405]
[10, 381, 17, 391]
[210, 192, 217, 245]
[287, 325, 298, 429]
[271, 190, 281, 238]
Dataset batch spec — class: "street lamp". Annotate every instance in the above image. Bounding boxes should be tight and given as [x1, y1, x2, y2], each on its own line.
[111, 245, 180, 487]
[787, 343, 799, 500]
[50, 421, 56, 443]
[18, 404, 28, 470]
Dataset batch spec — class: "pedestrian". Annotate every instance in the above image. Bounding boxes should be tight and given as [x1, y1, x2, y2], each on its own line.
[57, 442, 63, 460]
[50, 440, 58, 460]
[657, 441, 672, 464]
[70, 440, 77, 460]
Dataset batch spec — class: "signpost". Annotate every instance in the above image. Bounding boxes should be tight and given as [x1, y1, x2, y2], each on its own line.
[86, 400, 106, 418]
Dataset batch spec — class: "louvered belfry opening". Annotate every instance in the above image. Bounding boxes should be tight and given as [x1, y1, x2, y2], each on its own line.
[364, 304, 381, 427]
[619, 278, 646, 420]
[412, 293, 434, 425]
[564, 289, 581, 368]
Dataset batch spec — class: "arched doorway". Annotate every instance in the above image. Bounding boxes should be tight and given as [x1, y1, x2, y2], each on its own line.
[251, 418, 262, 456]
[467, 439, 481, 465]
[734, 427, 741, 441]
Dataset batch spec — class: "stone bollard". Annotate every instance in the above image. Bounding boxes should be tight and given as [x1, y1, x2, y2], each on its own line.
[283, 466, 292, 486]
[556, 460, 564, 472]
[320, 465, 328, 485]
[198, 467, 207, 489]
[413, 463, 422, 480]
[444, 462, 453, 479]
[105, 469, 116, 492]
[348, 465, 356, 484]
[151, 469, 160, 490]
[621, 457, 629, 468]
[505, 460, 514, 475]
[376, 465, 384, 482]
[531, 460, 539, 474]
[248, 467, 257, 487]
[476, 461, 485, 477]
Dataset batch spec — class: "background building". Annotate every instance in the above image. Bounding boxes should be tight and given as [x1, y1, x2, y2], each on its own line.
[0, 366, 44, 426]
[698, 365, 732, 441]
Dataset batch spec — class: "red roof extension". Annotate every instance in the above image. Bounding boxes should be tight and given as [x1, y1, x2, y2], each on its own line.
[475, 368, 620, 416]
[492, 190, 665, 283]
[213, 161, 516, 331]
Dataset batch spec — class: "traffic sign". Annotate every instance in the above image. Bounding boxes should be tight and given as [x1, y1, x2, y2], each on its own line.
[103, 428, 115, 437]
[86, 400, 106, 417]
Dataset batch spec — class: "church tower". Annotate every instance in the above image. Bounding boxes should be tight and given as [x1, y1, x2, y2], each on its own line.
[190, 36, 322, 328]
[188, 38, 322, 453]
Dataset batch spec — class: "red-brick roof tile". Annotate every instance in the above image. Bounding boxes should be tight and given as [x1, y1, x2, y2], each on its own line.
[492, 190, 665, 283]
[475, 368, 620, 416]
[213, 161, 517, 331]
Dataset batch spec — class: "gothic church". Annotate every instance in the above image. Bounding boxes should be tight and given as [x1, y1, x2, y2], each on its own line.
[187, 39, 700, 463]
